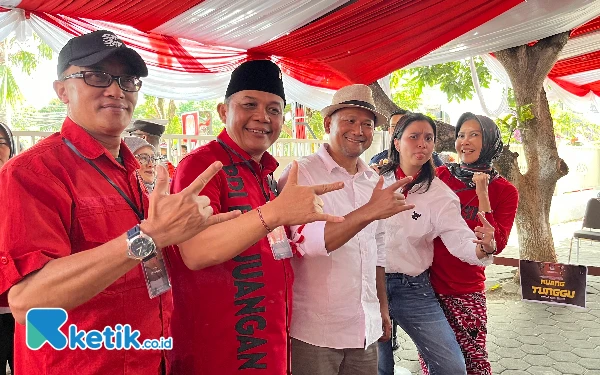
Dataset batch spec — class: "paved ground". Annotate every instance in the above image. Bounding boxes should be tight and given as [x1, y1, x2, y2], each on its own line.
[394, 220, 600, 375]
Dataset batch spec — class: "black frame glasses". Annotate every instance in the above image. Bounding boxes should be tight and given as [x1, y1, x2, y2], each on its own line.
[62, 71, 143, 92]
[134, 153, 160, 165]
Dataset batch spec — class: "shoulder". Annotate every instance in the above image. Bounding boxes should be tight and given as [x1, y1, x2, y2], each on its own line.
[435, 165, 450, 180]
[428, 177, 459, 201]
[490, 175, 518, 200]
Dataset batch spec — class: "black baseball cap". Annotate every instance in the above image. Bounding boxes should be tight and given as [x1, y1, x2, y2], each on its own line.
[57, 30, 148, 77]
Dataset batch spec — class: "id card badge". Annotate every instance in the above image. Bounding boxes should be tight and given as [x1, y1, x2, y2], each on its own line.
[141, 250, 171, 298]
[267, 226, 293, 260]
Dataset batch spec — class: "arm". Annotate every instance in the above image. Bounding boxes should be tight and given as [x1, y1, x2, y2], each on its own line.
[9, 235, 139, 325]
[178, 161, 345, 269]
[473, 173, 519, 254]
[278, 165, 413, 255]
[376, 266, 391, 341]
[484, 183, 519, 254]
[436, 198, 492, 265]
[6, 163, 231, 324]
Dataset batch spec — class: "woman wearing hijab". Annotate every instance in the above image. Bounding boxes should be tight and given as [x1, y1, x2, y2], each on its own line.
[422, 112, 519, 375]
[378, 113, 497, 375]
[0, 122, 15, 375]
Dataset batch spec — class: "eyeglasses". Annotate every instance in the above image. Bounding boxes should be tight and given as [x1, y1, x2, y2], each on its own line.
[61, 71, 143, 92]
[135, 154, 160, 165]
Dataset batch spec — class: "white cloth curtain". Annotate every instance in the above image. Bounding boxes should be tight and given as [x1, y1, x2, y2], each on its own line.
[481, 54, 600, 119]
[408, 0, 600, 68]
[151, 0, 349, 50]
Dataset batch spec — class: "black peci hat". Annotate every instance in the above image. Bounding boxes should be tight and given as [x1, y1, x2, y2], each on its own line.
[57, 30, 148, 77]
[225, 60, 286, 104]
[125, 120, 166, 137]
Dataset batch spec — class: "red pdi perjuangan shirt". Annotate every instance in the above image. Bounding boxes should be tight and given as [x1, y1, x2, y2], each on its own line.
[430, 165, 519, 295]
[0, 118, 171, 375]
[167, 129, 294, 375]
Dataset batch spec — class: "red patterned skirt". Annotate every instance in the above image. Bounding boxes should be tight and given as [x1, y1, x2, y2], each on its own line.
[420, 291, 491, 375]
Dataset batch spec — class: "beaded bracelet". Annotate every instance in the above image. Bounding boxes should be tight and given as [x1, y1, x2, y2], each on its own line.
[256, 206, 273, 233]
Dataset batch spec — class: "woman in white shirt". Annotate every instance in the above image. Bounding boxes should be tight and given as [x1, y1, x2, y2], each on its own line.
[377, 113, 496, 375]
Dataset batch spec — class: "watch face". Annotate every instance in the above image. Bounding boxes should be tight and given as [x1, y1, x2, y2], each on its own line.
[130, 236, 155, 258]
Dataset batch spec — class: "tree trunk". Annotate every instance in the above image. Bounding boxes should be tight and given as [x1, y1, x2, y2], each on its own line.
[369, 81, 455, 152]
[494, 32, 570, 263]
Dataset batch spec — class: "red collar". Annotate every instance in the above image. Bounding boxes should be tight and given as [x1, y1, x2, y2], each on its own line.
[394, 167, 420, 197]
[60, 117, 139, 173]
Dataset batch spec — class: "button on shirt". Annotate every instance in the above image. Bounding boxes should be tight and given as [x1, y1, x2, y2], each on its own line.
[278, 144, 385, 349]
[383, 172, 491, 276]
[0, 118, 169, 375]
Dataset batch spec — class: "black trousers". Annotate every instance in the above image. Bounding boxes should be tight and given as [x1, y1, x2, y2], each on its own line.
[0, 313, 14, 375]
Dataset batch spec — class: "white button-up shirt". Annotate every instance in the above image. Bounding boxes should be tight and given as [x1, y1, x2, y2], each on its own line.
[278, 144, 385, 349]
[383, 172, 492, 275]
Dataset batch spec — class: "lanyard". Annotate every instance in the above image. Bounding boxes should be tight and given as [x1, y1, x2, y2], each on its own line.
[63, 138, 145, 222]
[217, 139, 276, 202]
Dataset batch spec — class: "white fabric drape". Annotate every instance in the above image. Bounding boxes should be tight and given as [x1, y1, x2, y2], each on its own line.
[0, 9, 24, 43]
[408, 0, 600, 68]
[481, 54, 600, 120]
[151, 0, 349, 50]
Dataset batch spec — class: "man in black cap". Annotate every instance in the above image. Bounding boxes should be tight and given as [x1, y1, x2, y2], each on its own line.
[0, 30, 239, 374]
[166, 60, 345, 374]
[126, 119, 165, 149]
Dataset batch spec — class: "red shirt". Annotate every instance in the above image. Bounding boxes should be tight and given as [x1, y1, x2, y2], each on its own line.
[430, 165, 519, 294]
[0, 118, 170, 375]
[167, 129, 293, 375]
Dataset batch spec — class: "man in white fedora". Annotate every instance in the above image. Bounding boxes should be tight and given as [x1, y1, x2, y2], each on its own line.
[278, 84, 415, 375]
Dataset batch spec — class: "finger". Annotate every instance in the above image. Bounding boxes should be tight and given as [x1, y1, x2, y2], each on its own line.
[388, 176, 413, 192]
[285, 160, 299, 187]
[314, 181, 345, 195]
[477, 212, 493, 227]
[313, 213, 345, 223]
[203, 210, 242, 227]
[152, 164, 169, 196]
[195, 195, 211, 209]
[375, 176, 384, 190]
[396, 204, 416, 212]
[183, 161, 223, 196]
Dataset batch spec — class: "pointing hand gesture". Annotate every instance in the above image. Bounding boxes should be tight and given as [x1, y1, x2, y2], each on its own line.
[267, 161, 345, 226]
[473, 212, 496, 254]
[366, 176, 415, 220]
[141, 161, 241, 248]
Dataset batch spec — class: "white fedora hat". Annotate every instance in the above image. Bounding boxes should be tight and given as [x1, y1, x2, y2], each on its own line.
[321, 84, 387, 127]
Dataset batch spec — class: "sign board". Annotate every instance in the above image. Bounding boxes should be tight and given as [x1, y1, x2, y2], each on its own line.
[520, 260, 587, 308]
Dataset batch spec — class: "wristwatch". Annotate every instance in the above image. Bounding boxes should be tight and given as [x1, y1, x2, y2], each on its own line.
[126, 225, 157, 261]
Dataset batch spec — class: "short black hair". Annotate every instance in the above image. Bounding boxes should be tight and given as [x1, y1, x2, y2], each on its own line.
[390, 109, 410, 117]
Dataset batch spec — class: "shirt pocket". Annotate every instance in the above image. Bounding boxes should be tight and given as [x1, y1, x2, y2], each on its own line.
[74, 195, 143, 293]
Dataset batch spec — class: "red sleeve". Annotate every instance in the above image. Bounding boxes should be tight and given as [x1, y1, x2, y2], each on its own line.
[0, 165, 73, 295]
[487, 178, 519, 254]
[170, 149, 225, 215]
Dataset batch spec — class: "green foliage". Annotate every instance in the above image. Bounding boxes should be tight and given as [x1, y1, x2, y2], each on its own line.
[0, 65, 23, 107]
[306, 109, 325, 140]
[495, 103, 534, 145]
[391, 57, 492, 105]
[550, 102, 600, 144]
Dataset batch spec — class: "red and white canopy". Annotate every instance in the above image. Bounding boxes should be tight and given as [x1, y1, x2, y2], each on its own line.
[0, 0, 599, 109]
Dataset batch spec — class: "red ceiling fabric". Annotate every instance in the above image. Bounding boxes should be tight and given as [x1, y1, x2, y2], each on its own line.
[571, 15, 600, 38]
[549, 77, 600, 97]
[251, 0, 523, 89]
[36, 12, 248, 73]
[13, 0, 205, 31]
[549, 50, 600, 78]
